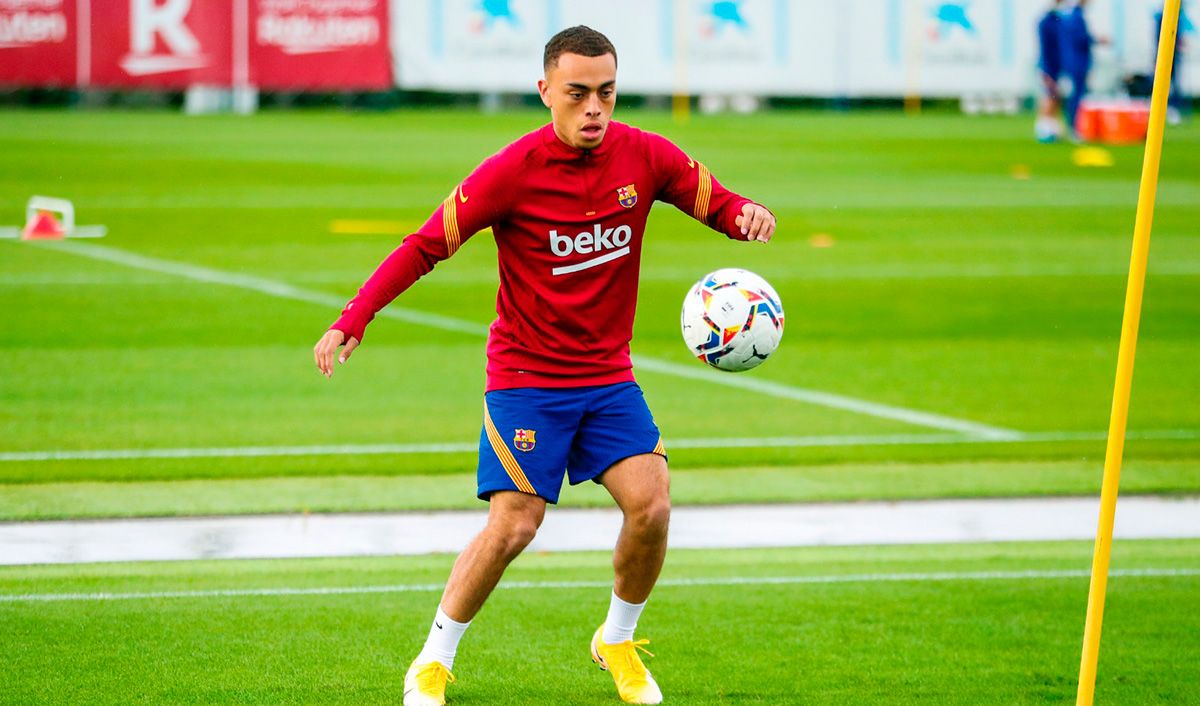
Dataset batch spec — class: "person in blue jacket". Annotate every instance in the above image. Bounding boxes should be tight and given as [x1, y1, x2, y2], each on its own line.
[1036, 1, 1066, 141]
[1059, 0, 1100, 140]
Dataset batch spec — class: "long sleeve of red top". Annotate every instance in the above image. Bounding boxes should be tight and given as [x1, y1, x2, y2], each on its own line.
[330, 121, 763, 390]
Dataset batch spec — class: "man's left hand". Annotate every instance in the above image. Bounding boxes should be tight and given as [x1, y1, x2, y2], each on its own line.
[735, 203, 775, 243]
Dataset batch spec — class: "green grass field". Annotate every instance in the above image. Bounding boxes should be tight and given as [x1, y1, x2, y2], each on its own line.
[1, 107, 1197, 703]
[1, 108, 1199, 506]
[3, 541, 1198, 705]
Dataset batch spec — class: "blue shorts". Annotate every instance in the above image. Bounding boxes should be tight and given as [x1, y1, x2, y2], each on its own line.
[477, 382, 666, 504]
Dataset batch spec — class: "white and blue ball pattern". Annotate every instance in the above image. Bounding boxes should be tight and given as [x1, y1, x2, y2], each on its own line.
[680, 268, 784, 372]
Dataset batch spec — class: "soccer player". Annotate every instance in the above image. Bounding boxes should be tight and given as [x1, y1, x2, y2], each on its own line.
[1059, 0, 1100, 141]
[1035, 1, 1065, 142]
[312, 25, 775, 706]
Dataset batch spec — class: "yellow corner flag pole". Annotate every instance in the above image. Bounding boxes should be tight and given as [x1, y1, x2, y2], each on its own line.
[1075, 2, 1181, 704]
[671, 0, 690, 124]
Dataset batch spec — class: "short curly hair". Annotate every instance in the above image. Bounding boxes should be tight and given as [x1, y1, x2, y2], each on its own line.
[543, 25, 617, 72]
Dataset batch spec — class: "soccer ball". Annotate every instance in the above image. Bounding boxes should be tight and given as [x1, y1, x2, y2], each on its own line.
[680, 268, 785, 372]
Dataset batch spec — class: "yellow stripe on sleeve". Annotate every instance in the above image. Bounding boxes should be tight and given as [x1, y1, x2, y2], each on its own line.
[483, 401, 537, 495]
[442, 192, 461, 256]
[693, 163, 712, 223]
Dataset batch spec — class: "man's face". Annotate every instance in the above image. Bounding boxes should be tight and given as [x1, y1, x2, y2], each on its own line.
[538, 52, 617, 150]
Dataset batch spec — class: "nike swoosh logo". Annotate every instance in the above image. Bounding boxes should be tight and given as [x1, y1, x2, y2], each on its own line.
[458, 188, 468, 204]
[435, 621, 443, 629]
[688, 158, 695, 168]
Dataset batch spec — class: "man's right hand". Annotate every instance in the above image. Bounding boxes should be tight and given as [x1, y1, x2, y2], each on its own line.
[314, 329, 359, 379]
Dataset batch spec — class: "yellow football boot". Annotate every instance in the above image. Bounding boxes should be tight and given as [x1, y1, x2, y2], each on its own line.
[403, 660, 455, 706]
[590, 624, 663, 704]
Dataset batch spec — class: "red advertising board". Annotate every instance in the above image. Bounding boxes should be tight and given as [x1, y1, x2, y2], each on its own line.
[250, 0, 390, 90]
[1, 0, 391, 91]
[0, 0, 77, 86]
[89, 0, 232, 88]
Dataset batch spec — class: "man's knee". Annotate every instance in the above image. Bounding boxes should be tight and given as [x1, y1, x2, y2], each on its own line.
[629, 492, 671, 537]
[485, 497, 544, 557]
[484, 518, 539, 559]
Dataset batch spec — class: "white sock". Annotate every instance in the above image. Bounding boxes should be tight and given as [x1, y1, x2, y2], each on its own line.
[1036, 116, 1059, 140]
[602, 590, 646, 644]
[415, 606, 470, 671]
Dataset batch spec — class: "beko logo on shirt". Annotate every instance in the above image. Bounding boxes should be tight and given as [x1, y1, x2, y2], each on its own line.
[549, 224, 632, 256]
[548, 224, 633, 276]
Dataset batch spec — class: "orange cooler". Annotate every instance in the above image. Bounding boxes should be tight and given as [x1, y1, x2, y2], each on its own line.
[1076, 100, 1151, 144]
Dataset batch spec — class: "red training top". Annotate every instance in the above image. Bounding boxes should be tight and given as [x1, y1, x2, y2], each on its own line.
[330, 120, 756, 391]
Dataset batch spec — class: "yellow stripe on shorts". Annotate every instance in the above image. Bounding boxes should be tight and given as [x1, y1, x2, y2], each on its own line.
[483, 401, 537, 495]
[653, 436, 666, 456]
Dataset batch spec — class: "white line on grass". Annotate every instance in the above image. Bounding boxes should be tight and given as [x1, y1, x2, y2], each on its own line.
[29, 240, 1017, 437]
[2, 429, 1197, 463]
[3, 567, 1196, 603]
[671, 429, 1200, 446]
[632, 357, 1020, 439]
[0, 442, 477, 462]
[32, 240, 484, 336]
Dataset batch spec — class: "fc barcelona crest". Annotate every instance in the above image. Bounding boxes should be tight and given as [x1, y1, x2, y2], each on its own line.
[617, 184, 638, 209]
[513, 428, 536, 452]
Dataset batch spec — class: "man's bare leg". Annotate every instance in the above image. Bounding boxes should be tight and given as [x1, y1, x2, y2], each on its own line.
[440, 490, 547, 621]
[589, 453, 670, 705]
[597, 452, 671, 645]
[601, 453, 671, 604]
[410, 491, 545, 673]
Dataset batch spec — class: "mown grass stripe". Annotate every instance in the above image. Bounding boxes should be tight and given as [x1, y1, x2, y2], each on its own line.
[4, 429, 1197, 463]
[8, 262, 1200, 286]
[632, 356, 1021, 439]
[3, 568, 1196, 603]
[31, 240, 1016, 436]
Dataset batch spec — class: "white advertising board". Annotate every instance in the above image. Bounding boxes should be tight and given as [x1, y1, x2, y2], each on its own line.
[392, 0, 1199, 97]
[392, 0, 836, 94]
